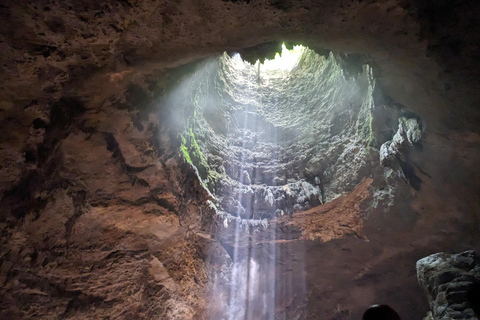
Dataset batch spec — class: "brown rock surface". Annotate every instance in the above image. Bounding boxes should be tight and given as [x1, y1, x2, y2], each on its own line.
[0, 0, 480, 319]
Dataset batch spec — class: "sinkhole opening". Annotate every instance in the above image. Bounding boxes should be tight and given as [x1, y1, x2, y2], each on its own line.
[157, 42, 425, 320]
[162, 43, 422, 230]
[232, 43, 306, 76]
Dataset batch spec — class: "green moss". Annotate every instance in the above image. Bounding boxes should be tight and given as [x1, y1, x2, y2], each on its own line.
[207, 170, 223, 186]
[187, 128, 207, 168]
[181, 119, 220, 191]
[181, 144, 193, 164]
[184, 126, 225, 193]
[175, 59, 227, 197]
[365, 110, 376, 148]
[180, 134, 193, 164]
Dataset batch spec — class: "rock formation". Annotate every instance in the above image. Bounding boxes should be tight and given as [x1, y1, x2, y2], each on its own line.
[0, 0, 480, 319]
[417, 251, 480, 320]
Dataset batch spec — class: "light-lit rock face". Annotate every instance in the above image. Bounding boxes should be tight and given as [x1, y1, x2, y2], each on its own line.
[417, 251, 480, 319]
[174, 49, 380, 222]
[1, 0, 480, 319]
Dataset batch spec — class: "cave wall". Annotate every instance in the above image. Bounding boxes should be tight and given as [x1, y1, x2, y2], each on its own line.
[0, 0, 480, 319]
[417, 251, 480, 319]
[175, 49, 380, 221]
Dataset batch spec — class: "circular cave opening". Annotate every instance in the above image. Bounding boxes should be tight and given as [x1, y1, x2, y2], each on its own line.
[156, 43, 425, 319]
[161, 43, 421, 227]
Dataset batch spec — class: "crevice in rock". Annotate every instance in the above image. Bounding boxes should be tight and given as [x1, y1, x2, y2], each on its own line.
[0, 96, 88, 222]
[152, 196, 177, 213]
[100, 131, 181, 214]
[65, 190, 87, 240]
[62, 292, 116, 319]
[101, 132, 138, 184]
[399, 159, 423, 191]
[48, 97, 86, 132]
[0, 171, 50, 220]
[125, 164, 154, 173]
[379, 114, 425, 190]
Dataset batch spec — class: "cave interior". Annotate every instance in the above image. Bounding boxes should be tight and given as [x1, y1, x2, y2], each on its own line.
[1, 0, 480, 319]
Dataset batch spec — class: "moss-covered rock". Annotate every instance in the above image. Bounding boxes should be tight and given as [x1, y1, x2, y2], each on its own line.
[164, 46, 410, 223]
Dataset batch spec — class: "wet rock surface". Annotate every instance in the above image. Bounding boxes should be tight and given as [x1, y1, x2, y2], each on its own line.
[417, 251, 480, 320]
[0, 0, 480, 319]
[175, 50, 383, 223]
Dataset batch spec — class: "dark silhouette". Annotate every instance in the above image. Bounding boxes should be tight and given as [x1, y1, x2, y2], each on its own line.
[467, 282, 480, 317]
[362, 305, 401, 320]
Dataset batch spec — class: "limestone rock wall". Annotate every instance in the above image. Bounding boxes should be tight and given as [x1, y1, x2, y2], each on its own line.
[417, 251, 480, 320]
[173, 49, 384, 223]
[0, 67, 221, 319]
[0, 0, 480, 319]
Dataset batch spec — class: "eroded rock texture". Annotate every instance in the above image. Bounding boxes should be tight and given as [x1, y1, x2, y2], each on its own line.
[0, 0, 480, 319]
[175, 49, 380, 222]
[417, 251, 480, 320]
[0, 102, 214, 318]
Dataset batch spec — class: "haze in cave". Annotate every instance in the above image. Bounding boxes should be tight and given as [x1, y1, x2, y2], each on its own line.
[0, 1, 480, 319]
